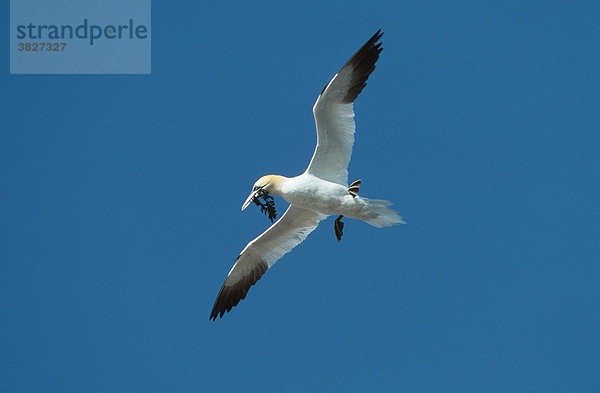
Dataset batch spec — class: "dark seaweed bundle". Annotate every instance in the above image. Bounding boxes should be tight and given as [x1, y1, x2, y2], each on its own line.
[252, 189, 277, 223]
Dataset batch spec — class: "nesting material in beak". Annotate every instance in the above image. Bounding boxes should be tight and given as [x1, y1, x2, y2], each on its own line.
[241, 188, 277, 222]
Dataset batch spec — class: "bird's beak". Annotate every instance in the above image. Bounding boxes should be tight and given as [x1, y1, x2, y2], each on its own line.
[241, 190, 260, 211]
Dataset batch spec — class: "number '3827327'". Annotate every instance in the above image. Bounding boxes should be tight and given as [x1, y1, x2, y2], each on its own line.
[18, 42, 66, 52]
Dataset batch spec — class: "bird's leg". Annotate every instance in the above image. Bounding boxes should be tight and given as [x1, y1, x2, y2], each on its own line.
[336, 180, 361, 241]
[334, 215, 344, 242]
[348, 179, 361, 197]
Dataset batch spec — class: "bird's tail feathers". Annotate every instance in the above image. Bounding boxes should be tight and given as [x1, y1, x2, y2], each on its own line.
[361, 198, 405, 227]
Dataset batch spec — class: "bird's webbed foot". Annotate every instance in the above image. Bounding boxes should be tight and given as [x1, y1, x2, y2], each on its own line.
[348, 179, 361, 197]
[334, 215, 344, 242]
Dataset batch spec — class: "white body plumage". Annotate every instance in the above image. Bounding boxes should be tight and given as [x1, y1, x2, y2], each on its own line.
[279, 173, 402, 227]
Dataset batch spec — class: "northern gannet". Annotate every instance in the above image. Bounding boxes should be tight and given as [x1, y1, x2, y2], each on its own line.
[210, 30, 404, 320]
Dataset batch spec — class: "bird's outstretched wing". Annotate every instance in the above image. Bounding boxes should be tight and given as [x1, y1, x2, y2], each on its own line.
[305, 30, 383, 186]
[210, 206, 326, 320]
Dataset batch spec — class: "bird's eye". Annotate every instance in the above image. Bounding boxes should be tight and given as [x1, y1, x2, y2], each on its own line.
[253, 186, 260, 191]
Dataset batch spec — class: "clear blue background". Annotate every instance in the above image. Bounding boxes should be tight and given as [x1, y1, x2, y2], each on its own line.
[2, 1, 599, 392]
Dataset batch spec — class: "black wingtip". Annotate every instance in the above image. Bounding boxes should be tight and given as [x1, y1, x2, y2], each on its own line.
[317, 30, 384, 101]
[342, 30, 384, 103]
[209, 258, 268, 321]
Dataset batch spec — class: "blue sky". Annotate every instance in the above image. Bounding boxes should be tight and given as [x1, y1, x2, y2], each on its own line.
[2, 1, 600, 392]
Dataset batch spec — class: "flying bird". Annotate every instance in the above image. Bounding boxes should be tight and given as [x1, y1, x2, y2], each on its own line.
[210, 30, 404, 320]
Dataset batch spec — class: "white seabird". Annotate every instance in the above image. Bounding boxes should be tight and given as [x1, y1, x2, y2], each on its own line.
[210, 30, 404, 320]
